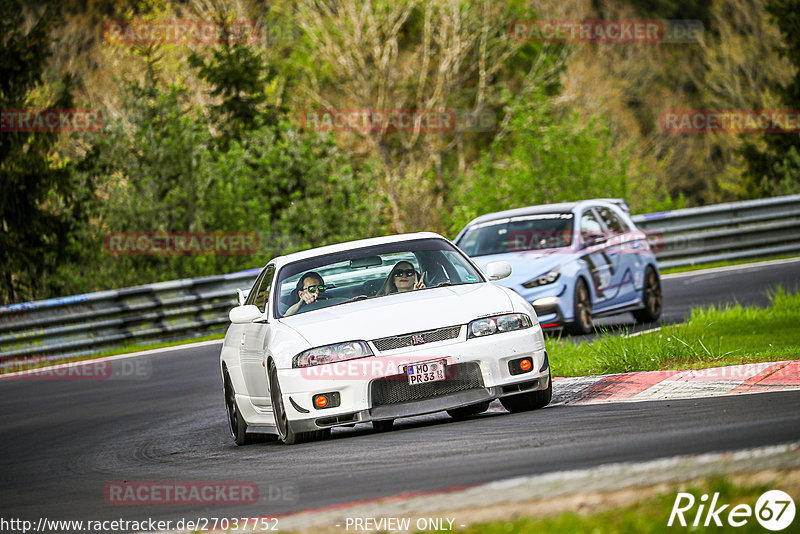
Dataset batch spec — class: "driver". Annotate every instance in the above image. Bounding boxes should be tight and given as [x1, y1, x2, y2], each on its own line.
[284, 271, 326, 316]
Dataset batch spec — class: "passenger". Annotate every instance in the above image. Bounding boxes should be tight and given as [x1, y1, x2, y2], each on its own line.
[284, 272, 326, 316]
[377, 261, 426, 296]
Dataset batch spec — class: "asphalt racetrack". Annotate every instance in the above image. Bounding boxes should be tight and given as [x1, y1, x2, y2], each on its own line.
[1, 260, 799, 526]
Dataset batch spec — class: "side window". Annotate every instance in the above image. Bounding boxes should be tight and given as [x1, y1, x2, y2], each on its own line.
[254, 265, 275, 312]
[244, 269, 266, 306]
[595, 207, 626, 235]
[245, 265, 275, 313]
[580, 210, 603, 242]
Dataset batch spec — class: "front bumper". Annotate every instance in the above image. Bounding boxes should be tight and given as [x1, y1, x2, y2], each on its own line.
[272, 325, 550, 433]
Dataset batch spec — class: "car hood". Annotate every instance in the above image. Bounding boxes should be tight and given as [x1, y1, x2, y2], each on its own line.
[278, 283, 514, 348]
[471, 250, 575, 286]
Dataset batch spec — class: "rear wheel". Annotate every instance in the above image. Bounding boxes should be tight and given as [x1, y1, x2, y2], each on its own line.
[499, 372, 552, 413]
[224, 373, 256, 446]
[269, 363, 329, 444]
[633, 267, 662, 323]
[567, 279, 593, 335]
[447, 401, 491, 419]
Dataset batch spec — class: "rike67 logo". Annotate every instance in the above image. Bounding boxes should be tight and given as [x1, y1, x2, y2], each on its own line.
[669, 490, 796, 531]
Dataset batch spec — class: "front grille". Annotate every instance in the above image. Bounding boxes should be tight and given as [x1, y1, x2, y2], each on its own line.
[370, 362, 484, 406]
[372, 325, 462, 352]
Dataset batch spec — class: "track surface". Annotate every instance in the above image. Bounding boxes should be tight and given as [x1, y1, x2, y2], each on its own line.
[1, 260, 799, 525]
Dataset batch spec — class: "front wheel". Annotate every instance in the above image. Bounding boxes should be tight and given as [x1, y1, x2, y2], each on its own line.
[269, 363, 330, 444]
[225, 373, 255, 446]
[499, 372, 552, 413]
[633, 267, 662, 323]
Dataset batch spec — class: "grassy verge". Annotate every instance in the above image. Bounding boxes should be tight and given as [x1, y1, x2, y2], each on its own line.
[453, 474, 798, 534]
[547, 287, 800, 377]
[1, 333, 224, 374]
[659, 254, 800, 275]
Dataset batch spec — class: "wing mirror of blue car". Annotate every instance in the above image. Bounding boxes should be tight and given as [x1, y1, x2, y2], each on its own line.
[485, 261, 512, 281]
[229, 304, 263, 324]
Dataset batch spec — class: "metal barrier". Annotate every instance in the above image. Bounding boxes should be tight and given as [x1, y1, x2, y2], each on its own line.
[632, 194, 800, 269]
[2, 194, 799, 366]
[0, 269, 259, 367]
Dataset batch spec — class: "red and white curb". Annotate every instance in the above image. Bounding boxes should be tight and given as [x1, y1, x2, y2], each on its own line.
[552, 360, 800, 405]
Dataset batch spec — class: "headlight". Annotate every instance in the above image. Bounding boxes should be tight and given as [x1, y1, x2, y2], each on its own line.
[292, 341, 373, 368]
[468, 313, 533, 338]
[522, 268, 561, 288]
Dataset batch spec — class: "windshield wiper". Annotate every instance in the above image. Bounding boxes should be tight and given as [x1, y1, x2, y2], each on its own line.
[346, 294, 371, 303]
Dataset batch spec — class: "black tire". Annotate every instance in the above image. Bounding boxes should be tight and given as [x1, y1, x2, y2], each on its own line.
[633, 266, 662, 323]
[447, 401, 491, 419]
[567, 278, 593, 335]
[224, 373, 256, 446]
[372, 419, 394, 432]
[269, 363, 327, 445]
[499, 372, 552, 413]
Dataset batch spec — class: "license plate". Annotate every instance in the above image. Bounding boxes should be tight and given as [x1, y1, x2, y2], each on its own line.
[404, 359, 447, 385]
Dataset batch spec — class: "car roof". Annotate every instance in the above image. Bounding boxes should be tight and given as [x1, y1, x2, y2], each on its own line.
[461, 198, 628, 228]
[270, 232, 446, 268]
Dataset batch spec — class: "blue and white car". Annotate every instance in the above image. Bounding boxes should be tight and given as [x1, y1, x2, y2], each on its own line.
[454, 199, 662, 334]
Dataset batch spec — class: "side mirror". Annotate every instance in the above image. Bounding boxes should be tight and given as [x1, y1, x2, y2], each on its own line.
[485, 261, 512, 281]
[236, 288, 250, 306]
[229, 305, 262, 324]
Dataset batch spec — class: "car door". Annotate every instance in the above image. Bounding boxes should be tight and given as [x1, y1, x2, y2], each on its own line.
[594, 206, 633, 304]
[239, 264, 275, 407]
[579, 208, 616, 305]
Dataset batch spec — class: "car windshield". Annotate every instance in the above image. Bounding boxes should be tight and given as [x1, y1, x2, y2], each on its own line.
[457, 213, 574, 256]
[274, 238, 484, 318]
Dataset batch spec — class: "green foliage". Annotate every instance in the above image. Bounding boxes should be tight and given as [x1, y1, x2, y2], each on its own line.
[446, 85, 631, 236]
[742, 0, 800, 196]
[0, 2, 89, 304]
[188, 42, 281, 146]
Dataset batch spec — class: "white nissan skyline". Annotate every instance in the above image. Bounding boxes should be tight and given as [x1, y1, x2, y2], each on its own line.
[220, 233, 551, 445]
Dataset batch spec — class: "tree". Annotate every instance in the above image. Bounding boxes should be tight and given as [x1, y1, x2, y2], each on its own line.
[0, 2, 88, 304]
[742, 0, 800, 196]
[447, 85, 631, 235]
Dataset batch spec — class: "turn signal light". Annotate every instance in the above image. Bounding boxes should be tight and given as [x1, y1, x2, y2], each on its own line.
[508, 357, 534, 376]
[312, 392, 341, 410]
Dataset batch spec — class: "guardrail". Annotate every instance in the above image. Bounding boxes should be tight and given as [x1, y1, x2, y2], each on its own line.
[632, 194, 800, 269]
[0, 269, 260, 367]
[2, 194, 799, 367]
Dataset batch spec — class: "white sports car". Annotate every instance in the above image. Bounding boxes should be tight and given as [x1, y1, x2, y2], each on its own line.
[220, 233, 551, 445]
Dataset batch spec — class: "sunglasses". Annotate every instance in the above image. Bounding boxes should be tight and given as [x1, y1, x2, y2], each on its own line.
[302, 284, 326, 293]
[394, 269, 416, 278]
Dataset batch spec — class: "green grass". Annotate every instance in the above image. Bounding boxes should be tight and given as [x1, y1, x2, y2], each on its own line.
[547, 287, 800, 377]
[659, 254, 800, 275]
[453, 475, 796, 534]
[1, 333, 224, 374]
